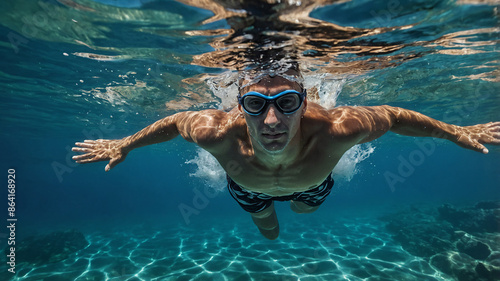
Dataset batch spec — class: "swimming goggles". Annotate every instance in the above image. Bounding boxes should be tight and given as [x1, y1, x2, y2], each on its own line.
[238, 89, 306, 116]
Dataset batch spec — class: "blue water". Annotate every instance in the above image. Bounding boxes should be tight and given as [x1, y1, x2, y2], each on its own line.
[1, 0, 500, 280]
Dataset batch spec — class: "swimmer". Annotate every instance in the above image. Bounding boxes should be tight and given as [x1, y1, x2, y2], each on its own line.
[72, 67, 500, 240]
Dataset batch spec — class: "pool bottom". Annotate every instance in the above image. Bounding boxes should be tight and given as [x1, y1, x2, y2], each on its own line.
[3, 204, 499, 281]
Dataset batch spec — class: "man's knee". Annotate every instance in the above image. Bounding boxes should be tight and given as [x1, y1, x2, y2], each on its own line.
[290, 201, 319, 214]
[251, 205, 274, 219]
[259, 226, 279, 240]
[251, 209, 278, 229]
[250, 203, 279, 228]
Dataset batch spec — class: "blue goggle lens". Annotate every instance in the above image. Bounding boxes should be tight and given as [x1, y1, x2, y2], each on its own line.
[239, 90, 305, 115]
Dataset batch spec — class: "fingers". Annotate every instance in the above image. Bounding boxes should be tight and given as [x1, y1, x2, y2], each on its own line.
[105, 157, 123, 172]
[73, 139, 104, 148]
[71, 139, 119, 170]
[486, 122, 500, 132]
[105, 158, 116, 171]
[71, 140, 108, 163]
[73, 152, 111, 166]
[487, 133, 500, 145]
[485, 126, 500, 145]
[72, 153, 107, 163]
[71, 143, 96, 163]
[72, 140, 98, 152]
[74, 142, 95, 149]
[72, 153, 93, 161]
[72, 147, 92, 153]
[475, 142, 489, 154]
[72, 139, 105, 157]
[471, 143, 486, 154]
[473, 122, 500, 147]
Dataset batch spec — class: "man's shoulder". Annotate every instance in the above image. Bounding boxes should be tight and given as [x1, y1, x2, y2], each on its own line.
[303, 104, 380, 138]
[188, 107, 246, 148]
[192, 107, 243, 125]
[303, 103, 359, 122]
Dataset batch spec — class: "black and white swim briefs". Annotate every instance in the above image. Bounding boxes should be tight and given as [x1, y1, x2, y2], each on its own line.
[227, 173, 334, 213]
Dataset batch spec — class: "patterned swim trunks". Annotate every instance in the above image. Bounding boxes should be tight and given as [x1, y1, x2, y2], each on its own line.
[227, 173, 334, 213]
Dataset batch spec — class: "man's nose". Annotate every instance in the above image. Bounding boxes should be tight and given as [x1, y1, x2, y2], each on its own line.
[264, 106, 280, 127]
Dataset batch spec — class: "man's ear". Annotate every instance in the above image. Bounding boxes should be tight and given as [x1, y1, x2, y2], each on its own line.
[238, 104, 245, 115]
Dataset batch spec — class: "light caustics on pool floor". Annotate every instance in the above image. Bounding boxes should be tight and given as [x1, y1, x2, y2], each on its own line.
[5, 216, 476, 281]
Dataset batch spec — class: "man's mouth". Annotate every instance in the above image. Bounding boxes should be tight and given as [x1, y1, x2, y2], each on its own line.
[262, 132, 286, 139]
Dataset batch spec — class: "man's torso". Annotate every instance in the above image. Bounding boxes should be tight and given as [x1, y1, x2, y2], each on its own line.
[206, 103, 355, 196]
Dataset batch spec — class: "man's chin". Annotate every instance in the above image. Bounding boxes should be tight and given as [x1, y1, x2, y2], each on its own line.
[259, 140, 288, 154]
[263, 147, 285, 154]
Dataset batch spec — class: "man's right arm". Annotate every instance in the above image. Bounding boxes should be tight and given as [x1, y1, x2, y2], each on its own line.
[72, 109, 233, 171]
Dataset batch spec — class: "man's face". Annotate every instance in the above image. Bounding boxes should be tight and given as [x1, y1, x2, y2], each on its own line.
[239, 75, 307, 154]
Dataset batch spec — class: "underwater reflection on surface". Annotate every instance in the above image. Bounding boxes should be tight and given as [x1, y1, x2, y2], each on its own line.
[1, 0, 498, 123]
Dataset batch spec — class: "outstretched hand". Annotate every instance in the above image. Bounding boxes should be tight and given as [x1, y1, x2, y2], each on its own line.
[72, 139, 128, 171]
[455, 122, 500, 154]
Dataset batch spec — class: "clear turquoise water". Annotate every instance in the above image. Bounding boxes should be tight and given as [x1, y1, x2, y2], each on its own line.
[0, 0, 499, 280]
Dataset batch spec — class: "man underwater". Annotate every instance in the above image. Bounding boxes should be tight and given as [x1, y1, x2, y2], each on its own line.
[72, 67, 500, 240]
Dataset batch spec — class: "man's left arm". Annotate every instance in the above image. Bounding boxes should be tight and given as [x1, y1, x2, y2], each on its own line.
[353, 105, 500, 153]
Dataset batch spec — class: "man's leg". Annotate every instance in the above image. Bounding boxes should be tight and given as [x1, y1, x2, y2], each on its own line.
[250, 202, 279, 240]
[290, 200, 319, 214]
